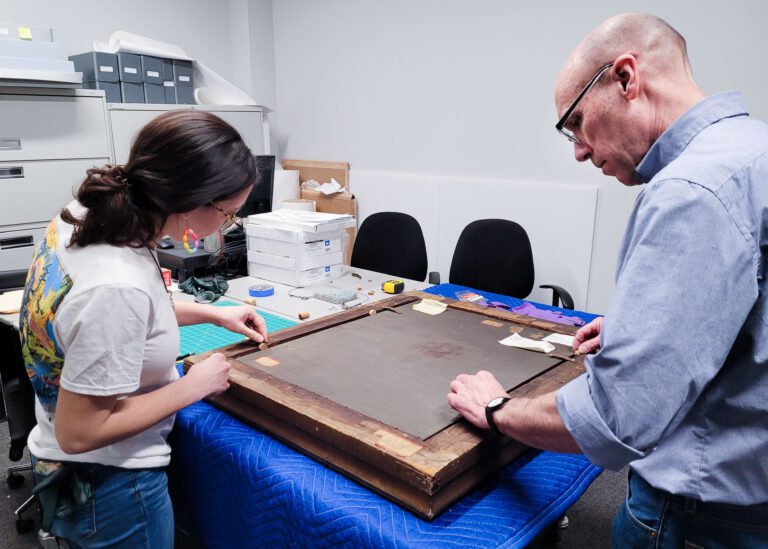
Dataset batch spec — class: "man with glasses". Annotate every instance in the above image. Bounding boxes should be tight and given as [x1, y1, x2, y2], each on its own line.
[449, 13, 768, 547]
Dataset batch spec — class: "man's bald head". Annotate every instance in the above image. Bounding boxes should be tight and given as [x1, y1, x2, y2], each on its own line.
[553, 14, 705, 185]
[557, 13, 693, 106]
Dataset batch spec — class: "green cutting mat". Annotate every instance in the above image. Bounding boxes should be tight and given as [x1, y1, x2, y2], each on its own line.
[179, 300, 298, 356]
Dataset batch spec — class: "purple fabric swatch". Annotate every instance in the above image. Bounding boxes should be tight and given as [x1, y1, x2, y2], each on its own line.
[511, 302, 586, 327]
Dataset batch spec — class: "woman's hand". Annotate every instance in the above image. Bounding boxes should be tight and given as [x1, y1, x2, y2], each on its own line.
[55, 351, 233, 455]
[214, 305, 268, 343]
[572, 316, 603, 354]
[185, 352, 232, 399]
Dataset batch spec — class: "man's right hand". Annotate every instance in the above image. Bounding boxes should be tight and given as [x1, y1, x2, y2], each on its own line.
[186, 352, 231, 399]
[573, 317, 603, 354]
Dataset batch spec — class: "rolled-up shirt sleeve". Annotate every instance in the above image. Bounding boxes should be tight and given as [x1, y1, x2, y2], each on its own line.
[557, 374, 644, 469]
[556, 178, 757, 470]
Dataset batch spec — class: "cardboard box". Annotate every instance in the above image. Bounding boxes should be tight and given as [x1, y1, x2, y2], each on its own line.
[282, 159, 350, 189]
[282, 159, 357, 264]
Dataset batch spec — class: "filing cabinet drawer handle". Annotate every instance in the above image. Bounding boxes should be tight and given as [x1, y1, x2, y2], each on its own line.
[0, 138, 21, 151]
[0, 235, 34, 250]
[0, 166, 24, 179]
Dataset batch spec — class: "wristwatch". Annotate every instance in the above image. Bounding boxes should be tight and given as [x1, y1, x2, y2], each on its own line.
[485, 396, 511, 436]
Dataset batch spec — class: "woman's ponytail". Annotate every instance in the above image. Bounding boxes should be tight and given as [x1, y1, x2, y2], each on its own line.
[61, 164, 160, 248]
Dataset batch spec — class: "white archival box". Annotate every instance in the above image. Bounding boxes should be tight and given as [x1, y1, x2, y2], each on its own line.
[246, 255, 347, 287]
[245, 224, 343, 260]
[247, 209, 355, 233]
[245, 209, 354, 286]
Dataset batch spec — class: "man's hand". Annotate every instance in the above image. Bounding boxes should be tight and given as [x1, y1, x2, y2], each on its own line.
[214, 305, 268, 343]
[573, 316, 603, 354]
[447, 370, 508, 430]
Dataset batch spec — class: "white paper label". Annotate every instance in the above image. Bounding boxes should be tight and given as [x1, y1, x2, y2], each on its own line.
[147, 70, 160, 78]
[163, 81, 175, 87]
[179, 75, 190, 82]
[543, 333, 576, 347]
[99, 66, 114, 73]
[0, 28, 9, 35]
[124, 67, 138, 74]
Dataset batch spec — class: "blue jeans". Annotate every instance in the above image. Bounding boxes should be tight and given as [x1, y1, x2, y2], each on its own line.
[612, 469, 768, 548]
[32, 458, 173, 549]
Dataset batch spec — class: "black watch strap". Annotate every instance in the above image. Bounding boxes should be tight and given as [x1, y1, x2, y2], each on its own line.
[485, 397, 511, 436]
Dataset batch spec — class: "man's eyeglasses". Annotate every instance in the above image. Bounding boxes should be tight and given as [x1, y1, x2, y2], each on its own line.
[210, 202, 243, 233]
[555, 63, 613, 144]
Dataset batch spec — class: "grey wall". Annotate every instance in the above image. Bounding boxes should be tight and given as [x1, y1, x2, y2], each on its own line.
[7, 1, 766, 312]
[269, 0, 768, 313]
[3, 0, 244, 88]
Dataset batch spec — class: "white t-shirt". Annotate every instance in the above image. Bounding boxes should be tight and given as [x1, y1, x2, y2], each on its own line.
[23, 202, 180, 468]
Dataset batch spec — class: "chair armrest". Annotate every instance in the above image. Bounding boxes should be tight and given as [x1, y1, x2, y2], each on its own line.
[539, 284, 574, 310]
[428, 271, 441, 285]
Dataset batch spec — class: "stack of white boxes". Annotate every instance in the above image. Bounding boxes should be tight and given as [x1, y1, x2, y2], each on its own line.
[246, 209, 356, 287]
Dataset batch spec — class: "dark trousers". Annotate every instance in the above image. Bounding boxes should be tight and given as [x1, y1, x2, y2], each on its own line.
[612, 470, 768, 548]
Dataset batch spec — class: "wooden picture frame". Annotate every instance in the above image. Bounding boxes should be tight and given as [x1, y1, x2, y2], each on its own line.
[184, 291, 585, 519]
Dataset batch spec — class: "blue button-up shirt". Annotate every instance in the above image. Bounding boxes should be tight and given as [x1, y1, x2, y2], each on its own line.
[556, 91, 768, 505]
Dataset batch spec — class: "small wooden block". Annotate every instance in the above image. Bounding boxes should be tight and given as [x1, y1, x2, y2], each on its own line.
[244, 297, 257, 306]
[368, 309, 377, 316]
[298, 311, 310, 320]
[258, 342, 269, 351]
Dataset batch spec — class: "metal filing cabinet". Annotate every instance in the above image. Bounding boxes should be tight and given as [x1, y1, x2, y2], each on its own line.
[0, 87, 111, 288]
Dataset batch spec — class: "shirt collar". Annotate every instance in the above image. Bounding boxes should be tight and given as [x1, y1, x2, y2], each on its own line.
[634, 91, 749, 184]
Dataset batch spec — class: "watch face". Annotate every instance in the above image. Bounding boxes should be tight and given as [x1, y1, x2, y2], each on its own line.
[488, 396, 505, 408]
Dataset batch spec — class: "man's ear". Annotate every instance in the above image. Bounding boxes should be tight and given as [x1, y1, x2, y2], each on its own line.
[612, 54, 639, 100]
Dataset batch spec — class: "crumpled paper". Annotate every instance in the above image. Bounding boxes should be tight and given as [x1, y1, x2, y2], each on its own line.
[498, 333, 555, 353]
[301, 178, 344, 195]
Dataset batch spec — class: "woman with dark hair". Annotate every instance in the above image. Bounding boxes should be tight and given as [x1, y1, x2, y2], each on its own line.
[19, 110, 267, 548]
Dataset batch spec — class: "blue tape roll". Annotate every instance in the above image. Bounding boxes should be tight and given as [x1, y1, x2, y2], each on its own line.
[249, 284, 274, 297]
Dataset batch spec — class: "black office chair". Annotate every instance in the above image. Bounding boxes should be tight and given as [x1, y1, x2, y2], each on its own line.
[448, 219, 574, 309]
[351, 212, 431, 282]
[0, 322, 41, 534]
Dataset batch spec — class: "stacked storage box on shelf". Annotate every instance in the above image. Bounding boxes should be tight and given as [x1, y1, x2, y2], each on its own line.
[70, 51, 121, 102]
[70, 51, 192, 105]
[172, 59, 194, 104]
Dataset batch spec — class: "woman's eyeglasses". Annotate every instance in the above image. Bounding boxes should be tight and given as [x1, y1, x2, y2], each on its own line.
[210, 202, 243, 233]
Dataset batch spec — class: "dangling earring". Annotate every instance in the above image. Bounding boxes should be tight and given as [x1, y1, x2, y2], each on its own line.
[182, 226, 199, 254]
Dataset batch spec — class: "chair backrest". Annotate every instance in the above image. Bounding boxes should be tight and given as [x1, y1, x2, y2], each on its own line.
[351, 212, 428, 281]
[0, 324, 37, 461]
[449, 219, 534, 298]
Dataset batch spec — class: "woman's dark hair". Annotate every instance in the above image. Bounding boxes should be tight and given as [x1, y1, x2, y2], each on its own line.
[62, 110, 257, 248]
